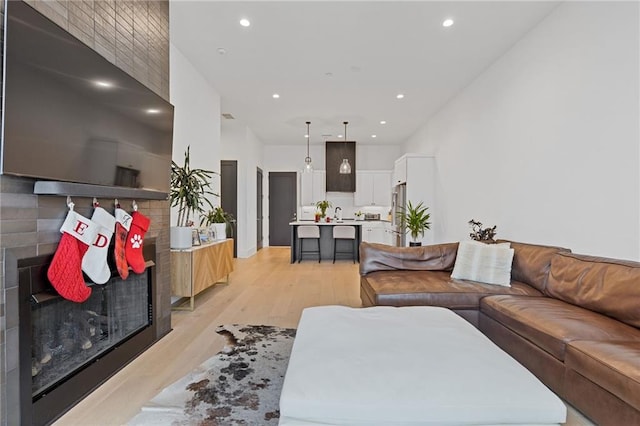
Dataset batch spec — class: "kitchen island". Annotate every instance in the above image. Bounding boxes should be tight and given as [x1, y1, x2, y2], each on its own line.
[289, 220, 364, 263]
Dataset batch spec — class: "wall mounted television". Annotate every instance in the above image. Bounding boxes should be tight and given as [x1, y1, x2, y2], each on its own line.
[1, 1, 174, 193]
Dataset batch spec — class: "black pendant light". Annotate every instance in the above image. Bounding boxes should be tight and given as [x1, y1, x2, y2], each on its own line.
[339, 121, 352, 174]
[303, 121, 313, 172]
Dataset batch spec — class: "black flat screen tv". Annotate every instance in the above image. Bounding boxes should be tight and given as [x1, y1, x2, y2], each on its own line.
[1, 1, 174, 192]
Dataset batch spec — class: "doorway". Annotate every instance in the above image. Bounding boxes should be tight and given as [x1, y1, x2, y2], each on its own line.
[268, 172, 297, 246]
[221, 160, 238, 257]
[257, 168, 263, 250]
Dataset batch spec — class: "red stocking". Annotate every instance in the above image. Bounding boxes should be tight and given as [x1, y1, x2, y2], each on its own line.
[114, 207, 133, 279]
[125, 211, 151, 274]
[47, 210, 98, 303]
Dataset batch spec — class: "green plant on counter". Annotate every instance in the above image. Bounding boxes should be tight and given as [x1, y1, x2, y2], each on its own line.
[398, 201, 431, 243]
[316, 200, 332, 218]
[201, 206, 235, 236]
[170, 146, 218, 227]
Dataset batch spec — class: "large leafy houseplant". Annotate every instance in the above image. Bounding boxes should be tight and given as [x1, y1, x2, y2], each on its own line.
[398, 201, 431, 245]
[170, 146, 218, 227]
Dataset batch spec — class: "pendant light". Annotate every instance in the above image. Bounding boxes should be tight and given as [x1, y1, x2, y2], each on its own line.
[303, 121, 313, 173]
[339, 121, 352, 174]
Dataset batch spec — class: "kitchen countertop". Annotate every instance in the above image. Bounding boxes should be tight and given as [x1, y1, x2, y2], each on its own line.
[289, 220, 390, 225]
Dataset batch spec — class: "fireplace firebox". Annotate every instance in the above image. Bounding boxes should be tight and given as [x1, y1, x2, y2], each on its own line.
[19, 239, 158, 426]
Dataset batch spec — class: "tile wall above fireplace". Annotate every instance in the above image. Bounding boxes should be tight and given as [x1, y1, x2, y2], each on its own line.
[0, 1, 171, 424]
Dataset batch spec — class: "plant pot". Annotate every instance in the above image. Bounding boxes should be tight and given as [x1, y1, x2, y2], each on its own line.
[409, 241, 422, 247]
[170, 226, 192, 249]
[212, 223, 226, 240]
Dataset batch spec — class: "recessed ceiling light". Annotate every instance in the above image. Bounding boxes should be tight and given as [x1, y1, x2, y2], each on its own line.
[305, 134, 309, 138]
[442, 19, 454, 27]
[371, 135, 377, 138]
[337, 134, 344, 138]
[272, 93, 280, 99]
[94, 80, 113, 88]
[380, 120, 387, 125]
[396, 94, 405, 99]
[146, 108, 161, 114]
[239, 18, 251, 27]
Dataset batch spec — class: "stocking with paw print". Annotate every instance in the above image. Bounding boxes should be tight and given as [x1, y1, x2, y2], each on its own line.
[125, 211, 150, 274]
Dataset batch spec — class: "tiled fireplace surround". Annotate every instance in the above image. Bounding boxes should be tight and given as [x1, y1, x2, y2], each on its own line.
[0, 1, 172, 423]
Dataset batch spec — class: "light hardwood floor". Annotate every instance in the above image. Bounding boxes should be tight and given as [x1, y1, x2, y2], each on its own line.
[55, 247, 592, 426]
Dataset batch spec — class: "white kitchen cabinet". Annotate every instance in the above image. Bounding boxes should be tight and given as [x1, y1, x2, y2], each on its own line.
[383, 222, 395, 245]
[361, 221, 392, 245]
[300, 170, 325, 205]
[354, 172, 373, 206]
[393, 157, 407, 185]
[355, 171, 391, 206]
[373, 172, 391, 206]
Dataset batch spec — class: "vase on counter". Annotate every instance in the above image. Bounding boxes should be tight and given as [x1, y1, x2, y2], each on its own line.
[212, 223, 226, 240]
[170, 226, 193, 249]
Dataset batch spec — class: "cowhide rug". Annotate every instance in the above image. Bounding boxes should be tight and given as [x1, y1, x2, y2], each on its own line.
[129, 324, 296, 425]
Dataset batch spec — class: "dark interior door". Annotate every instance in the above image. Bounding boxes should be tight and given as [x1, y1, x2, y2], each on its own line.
[269, 172, 296, 246]
[257, 168, 263, 250]
[221, 160, 238, 257]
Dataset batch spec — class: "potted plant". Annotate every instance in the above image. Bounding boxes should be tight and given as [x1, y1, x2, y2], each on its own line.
[468, 219, 497, 242]
[201, 206, 235, 240]
[316, 200, 332, 219]
[398, 201, 431, 246]
[169, 146, 218, 248]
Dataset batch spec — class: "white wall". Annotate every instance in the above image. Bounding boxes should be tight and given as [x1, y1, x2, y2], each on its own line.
[169, 43, 222, 227]
[221, 120, 265, 257]
[403, 2, 639, 260]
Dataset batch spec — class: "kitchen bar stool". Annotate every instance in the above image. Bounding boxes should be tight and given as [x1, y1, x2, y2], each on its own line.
[298, 225, 321, 263]
[332, 226, 356, 263]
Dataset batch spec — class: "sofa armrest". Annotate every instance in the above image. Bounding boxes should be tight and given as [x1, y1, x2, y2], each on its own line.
[359, 242, 459, 275]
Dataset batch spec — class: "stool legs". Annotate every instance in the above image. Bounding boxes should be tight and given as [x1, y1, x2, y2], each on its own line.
[333, 238, 357, 263]
[299, 237, 321, 263]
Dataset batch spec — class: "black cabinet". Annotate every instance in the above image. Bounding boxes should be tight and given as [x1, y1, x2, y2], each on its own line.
[325, 141, 356, 192]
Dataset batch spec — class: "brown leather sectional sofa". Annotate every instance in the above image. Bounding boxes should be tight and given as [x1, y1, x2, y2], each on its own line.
[359, 241, 640, 425]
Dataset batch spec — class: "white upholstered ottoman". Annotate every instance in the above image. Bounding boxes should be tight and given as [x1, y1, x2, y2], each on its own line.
[279, 306, 566, 426]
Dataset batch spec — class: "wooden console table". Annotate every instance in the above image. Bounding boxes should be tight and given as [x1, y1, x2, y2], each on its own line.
[171, 239, 234, 310]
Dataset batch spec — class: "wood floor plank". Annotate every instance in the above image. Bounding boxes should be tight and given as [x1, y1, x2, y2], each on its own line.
[53, 247, 591, 426]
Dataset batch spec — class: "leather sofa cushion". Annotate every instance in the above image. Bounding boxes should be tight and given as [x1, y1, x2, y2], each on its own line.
[359, 242, 458, 276]
[566, 341, 640, 411]
[546, 253, 640, 328]
[361, 270, 541, 309]
[481, 295, 640, 361]
[498, 240, 570, 293]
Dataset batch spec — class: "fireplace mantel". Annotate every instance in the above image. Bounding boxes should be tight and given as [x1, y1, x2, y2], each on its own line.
[34, 181, 168, 200]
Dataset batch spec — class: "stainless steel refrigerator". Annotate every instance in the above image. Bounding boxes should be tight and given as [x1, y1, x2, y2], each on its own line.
[391, 183, 406, 247]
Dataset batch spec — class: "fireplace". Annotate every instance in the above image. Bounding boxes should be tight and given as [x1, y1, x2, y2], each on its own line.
[18, 239, 159, 426]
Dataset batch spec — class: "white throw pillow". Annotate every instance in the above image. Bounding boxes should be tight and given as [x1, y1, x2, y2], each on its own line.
[451, 240, 515, 286]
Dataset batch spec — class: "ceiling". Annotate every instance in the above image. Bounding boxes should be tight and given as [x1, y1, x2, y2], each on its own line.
[170, 1, 560, 146]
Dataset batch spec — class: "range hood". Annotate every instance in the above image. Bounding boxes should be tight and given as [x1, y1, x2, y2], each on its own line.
[325, 141, 356, 192]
